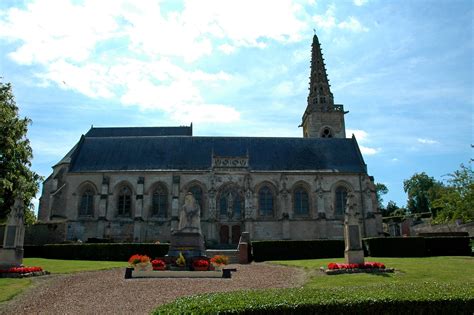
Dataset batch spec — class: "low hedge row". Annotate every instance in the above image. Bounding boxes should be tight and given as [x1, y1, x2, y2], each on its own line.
[252, 240, 344, 262]
[364, 236, 471, 257]
[153, 282, 473, 314]
[24, 243, 169, 261]
[251, 237, 471, 261]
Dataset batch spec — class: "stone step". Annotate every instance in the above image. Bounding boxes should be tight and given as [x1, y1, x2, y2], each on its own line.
[206, 249, 239, 264]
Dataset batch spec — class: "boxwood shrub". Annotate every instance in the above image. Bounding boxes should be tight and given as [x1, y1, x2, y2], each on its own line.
[252, 240, 344, 262]
[363, 237, 426, 257]
[24, 243, 169, 261]
[153, 282, 473, 314]
[424, 236, 471, 256]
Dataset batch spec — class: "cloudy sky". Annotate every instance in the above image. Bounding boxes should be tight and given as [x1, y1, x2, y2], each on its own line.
[1, 0, 472, 213]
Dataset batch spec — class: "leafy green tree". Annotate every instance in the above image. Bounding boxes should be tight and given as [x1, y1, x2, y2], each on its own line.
[0, 81, 41, 221]
[432, 163, 474, 224]
[403, 172, 443, 214]
[375, 183, 388, 211]
[382, 200, 399, 217]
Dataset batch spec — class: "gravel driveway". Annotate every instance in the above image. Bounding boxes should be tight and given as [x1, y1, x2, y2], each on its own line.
[0, 263, 306, 315]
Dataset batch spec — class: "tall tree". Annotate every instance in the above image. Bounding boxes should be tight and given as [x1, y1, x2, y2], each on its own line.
[403, 172, 443, 214]
[432, 163, 474, 224]
[375, 183, 388, 211]
[0, 81, 41, 221]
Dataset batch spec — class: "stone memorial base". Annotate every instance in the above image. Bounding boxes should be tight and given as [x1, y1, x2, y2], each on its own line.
[130, 270, 223, 278]
[344, 250, 364, 265]
[167, 232, 206, 258]
[0, 248, 23, 269]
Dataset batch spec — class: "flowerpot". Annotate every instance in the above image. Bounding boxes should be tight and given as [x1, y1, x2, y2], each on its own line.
[136, 262, 150, 271]
[152, 266, 166, 271]
[193, 266, 208, 271]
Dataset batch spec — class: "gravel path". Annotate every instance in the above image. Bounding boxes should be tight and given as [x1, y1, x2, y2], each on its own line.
[0, 263, 306, 315]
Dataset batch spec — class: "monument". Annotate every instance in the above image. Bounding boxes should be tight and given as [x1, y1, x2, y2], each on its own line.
[344, 192, 365, 265]
[167, 193, 206, 262]
[0, 198, 25, 269]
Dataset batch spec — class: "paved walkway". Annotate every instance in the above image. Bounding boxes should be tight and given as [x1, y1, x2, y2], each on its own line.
[0, 263, 306, 315]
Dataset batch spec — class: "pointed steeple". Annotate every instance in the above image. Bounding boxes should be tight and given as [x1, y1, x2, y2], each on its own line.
[307, 33, 334, 113]
[301, 33, 346, 139]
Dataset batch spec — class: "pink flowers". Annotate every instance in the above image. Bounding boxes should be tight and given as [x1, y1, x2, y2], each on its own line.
[0, 266, 43, 274]
[327, 262, 385, 270]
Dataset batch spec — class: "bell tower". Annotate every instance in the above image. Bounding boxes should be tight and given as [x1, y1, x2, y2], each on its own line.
[301, 33, 346, 138]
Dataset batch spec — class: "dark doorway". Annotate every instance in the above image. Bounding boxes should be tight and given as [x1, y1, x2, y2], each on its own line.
[220, 225, 229, 244]
[231, 225, 241, 244]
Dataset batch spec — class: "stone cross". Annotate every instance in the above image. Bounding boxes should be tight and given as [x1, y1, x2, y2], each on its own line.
[344, 192, 365, 264]
[0, 198, 25, 268]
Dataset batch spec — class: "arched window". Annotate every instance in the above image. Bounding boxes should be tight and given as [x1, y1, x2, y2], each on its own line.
[219, 189, 243, 219]
[188, 185, 203, 211]
[293, 187, 309, 216]
[79, 188, 94, 216]
[258, 186, 273, 216]
[117, 186, 132, 216]
[335, 186, 348, 215]
[152, 185, 168, 217]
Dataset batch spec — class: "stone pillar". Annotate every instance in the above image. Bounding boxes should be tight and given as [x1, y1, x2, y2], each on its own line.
[171, 175, 180, 232]
[316, 191, 326, 219]
[98, 176, 109, 219]
[0, 199, 25, 268]
[282, 216, 290, 239]
[135, 177, 144, 218]
[344, 192, 364, 264]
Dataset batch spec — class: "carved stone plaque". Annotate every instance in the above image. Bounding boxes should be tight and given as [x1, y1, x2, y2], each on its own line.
[5, 226, 17, 247]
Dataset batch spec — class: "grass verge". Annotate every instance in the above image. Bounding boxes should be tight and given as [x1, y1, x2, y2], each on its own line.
[154, 256, 474, 314]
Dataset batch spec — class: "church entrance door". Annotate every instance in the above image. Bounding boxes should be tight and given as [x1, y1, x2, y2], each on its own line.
[219, 225, 229, 244]
[231, 225, 241, 244]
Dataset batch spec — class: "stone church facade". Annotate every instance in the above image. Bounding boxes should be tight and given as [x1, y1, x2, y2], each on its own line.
[38, 35, 383, 245]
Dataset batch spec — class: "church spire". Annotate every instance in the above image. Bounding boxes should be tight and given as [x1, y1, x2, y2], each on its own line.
[307, 33, 334, 112]
[301, 33, 346, 139]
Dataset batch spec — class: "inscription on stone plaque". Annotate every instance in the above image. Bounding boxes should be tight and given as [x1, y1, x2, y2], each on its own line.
[5, 226, 17, 247]
[348, 225, 361, 250]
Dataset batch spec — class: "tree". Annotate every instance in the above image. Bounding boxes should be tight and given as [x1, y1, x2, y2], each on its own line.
[403, 172, 443, 214]
[382, 200, 399, 217]
[375, 183, 388, 211]
[432, 163, 474, 224]
[0, 81, 41, 221]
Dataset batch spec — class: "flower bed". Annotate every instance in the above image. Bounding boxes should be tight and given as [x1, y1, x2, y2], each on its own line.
[325, 262, 394, 275]
[151, 259, 166, 271]
[0, 266, 49, 278]
[193, 259, 209, 271]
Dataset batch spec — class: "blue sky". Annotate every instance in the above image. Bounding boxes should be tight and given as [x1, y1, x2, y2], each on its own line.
[1, 0, 472, 213]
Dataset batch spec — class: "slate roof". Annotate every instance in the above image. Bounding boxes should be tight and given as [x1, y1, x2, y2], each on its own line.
[67, 134, 367, 173]
[85, 126, 192, 137]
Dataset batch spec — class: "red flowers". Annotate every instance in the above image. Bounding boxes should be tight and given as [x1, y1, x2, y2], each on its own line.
[128, 254, 150, 266]
[193, 259, 210, 268]
[327, 262, 385, 270]
[0, 266, 43, 274]
[151, 259, 166, 270]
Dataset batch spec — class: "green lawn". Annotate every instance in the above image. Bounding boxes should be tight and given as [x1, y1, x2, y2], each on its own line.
[0, 258, 125, 303]
[154, 256, 474, 314]
[272, 256, 474, 288]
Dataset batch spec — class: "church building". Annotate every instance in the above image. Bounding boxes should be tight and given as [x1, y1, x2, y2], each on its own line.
[37, 35, 383, 245]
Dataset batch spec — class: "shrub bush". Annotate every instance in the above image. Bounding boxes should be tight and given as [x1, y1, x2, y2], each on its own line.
[424, 236, 471, 256]
[153, 282, 473, 314]
[252, 240, 344, 262]
[24, 243, 169, 261]
[363, 237, 426, 257]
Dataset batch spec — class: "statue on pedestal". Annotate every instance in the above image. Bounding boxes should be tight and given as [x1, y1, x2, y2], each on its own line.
[178, 192, 201, 234]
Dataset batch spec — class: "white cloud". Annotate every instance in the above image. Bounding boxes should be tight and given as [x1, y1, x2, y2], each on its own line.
[313, 5, 369, 33]
[353, 0, 369, 6]
[338, 17, 369, 32]
[417, 138, 439, 144]
[0, 0, 309, 124]
[347, 129, 380, 155]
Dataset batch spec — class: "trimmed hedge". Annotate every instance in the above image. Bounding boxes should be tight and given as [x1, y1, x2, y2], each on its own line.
[252, 240, 344, 262]
[425, 237, 471, 256]
[363, 237, 426, 257]
[24, 243, 169, 261]
[153, 282, 474, 314]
